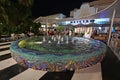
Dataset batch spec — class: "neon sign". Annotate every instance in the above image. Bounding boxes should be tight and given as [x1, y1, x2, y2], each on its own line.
[61, 18, 110, 26]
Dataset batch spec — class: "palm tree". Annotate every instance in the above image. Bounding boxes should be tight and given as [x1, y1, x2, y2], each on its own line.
[0, 0, 9, 35]
[18, 0, 34, 7]
[0, 0, 34, 35]
[0, 0, 9, 23]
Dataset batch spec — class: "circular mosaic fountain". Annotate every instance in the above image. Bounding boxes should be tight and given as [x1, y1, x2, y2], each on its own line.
[10, 36, 106, 72]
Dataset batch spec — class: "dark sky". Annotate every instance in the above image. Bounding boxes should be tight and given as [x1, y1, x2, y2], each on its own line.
[32, 0, 94, 18]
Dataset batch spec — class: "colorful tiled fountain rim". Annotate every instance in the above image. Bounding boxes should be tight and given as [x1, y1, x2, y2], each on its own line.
[10, 36, 106, 72]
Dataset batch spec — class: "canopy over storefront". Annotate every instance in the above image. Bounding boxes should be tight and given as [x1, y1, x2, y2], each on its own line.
[34, 0, 120, 27]
[81, 0, 120, 19]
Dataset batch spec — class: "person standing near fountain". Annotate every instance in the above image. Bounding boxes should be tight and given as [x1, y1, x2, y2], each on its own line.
[69, 30, 73, 36]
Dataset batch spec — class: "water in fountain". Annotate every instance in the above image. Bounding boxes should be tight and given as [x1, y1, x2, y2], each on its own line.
[42, 35, 72, 45]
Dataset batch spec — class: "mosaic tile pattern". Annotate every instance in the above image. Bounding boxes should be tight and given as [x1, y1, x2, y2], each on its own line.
[10, 36, 106, 71]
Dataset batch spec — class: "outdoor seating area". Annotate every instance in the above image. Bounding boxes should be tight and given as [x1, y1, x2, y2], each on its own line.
[109, 32, 120, 60]
[0, 34, 25, 42]
[92, 34, 108, 42]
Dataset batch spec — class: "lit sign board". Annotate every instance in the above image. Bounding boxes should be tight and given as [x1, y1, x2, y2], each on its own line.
[94, 18, 110, 24]
[61, 18, 110, 26]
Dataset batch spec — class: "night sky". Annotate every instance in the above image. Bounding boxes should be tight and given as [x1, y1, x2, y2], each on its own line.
[31, 0, 94, 18]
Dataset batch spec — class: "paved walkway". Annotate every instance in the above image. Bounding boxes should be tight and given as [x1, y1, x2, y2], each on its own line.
[0, 41, 120, 80]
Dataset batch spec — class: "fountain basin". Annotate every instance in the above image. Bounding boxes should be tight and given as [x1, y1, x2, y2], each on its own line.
[10, 36, 106, 72]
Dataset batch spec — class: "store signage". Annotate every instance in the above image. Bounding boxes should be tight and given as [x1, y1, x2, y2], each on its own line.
[61, 18, 110, 26]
